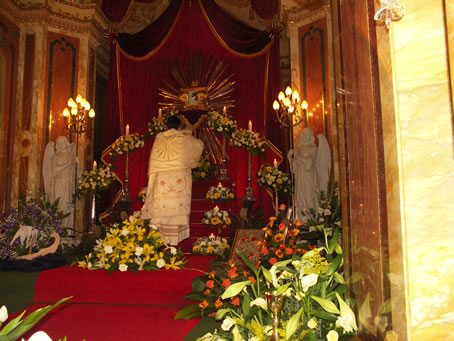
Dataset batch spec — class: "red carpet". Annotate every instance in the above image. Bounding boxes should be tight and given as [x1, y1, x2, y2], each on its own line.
[23, 255, 215, 341]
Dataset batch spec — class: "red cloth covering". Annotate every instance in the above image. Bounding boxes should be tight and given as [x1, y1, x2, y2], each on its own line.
[101, 0, 284, 219]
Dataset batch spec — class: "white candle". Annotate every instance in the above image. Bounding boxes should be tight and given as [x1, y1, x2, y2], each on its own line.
[273, 159, 278, 168]
[93, 161, 97, 170]
[218, 182, 222, 187]
[126, 124, 129, 136]
[158, 108, 162, 118]
[223, 106, 227, 114]
[248, 120, 252, 132]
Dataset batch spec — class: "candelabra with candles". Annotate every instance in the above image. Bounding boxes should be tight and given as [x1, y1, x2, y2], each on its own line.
[62, 94, 95, 236]
[218, 107, 229, 180]
[272, 86, 305, 220]
[243, 120, 256, 202]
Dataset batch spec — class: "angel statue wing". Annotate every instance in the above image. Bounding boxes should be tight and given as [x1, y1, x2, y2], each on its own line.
[315, 134, 331, 193]
[43, 141, 55, 199]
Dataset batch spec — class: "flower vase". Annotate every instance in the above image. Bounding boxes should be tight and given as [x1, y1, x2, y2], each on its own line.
[268, 294, 285, 341]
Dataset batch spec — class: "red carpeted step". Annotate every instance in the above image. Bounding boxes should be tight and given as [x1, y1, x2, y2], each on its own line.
[21, 303, 200, 341]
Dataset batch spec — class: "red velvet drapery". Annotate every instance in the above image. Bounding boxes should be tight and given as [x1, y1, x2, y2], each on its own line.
[101, 0, 283, 219]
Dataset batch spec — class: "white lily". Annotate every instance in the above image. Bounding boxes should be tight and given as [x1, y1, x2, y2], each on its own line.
[118, 263, 128, 272]
[300, 273, 318, 292]
[335, 292, 358, 332]
[250, 298, 267, 309]
[156, 258, 165, 268]
[0, 305, 8, 323]
[326, 330, 339, 341]
[26, 331, 53, 341]
[221, 316, 235, 331]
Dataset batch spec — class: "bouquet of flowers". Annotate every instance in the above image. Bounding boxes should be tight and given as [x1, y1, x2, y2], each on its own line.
[256, 164, 292, 194]
[202, 206, 231, 234]
[207, 109, 237, 138]
[147, 116, 167, 137]
[194, 222, 356, 341]
[192, 234, 230, 257]
[77, 215, 186, 272]
[109, 133, 145, 161]
[258, 216, 308, 268]
[205, 183, 235, 203]
[192, 155, 218, 181]
[75, 165, 115, 200]
[301, 183, 341, 234]
[230, 129, 268, 155]
[0, 197, 67, 260]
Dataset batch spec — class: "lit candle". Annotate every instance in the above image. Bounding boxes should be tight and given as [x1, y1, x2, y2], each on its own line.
[248, 120, 252, 132]
[126, 124, 129, 136]
[93, 161, 97, 170]
[273, 159, 278, 168]
[158, 108, 162, 118]
[223, 106, 227, 114]
[218, 182, 222, 187]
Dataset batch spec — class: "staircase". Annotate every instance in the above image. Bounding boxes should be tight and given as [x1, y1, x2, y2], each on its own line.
[179, 178, 235, 252]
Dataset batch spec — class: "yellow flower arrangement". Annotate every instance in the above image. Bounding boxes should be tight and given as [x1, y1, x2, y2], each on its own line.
[78, 215, 186, 272]
[205, 183, 235, 204]
[202, 206, 231, 234]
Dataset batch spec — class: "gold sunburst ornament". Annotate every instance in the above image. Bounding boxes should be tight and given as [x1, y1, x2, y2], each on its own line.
[158, 52, 236, 112]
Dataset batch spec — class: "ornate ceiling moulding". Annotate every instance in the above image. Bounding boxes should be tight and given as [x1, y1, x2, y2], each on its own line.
[3, 0, 109, 44]
[282, 0, 330, 26]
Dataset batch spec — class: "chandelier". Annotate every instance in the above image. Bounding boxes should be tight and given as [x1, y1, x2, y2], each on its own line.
[273, 86, 307, 128]
[62, 94, 95, 135]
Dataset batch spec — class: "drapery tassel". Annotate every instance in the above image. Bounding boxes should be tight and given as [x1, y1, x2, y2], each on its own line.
[249, 7, 255, 20]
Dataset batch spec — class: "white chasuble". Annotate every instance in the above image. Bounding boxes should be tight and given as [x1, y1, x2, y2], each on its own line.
[141, 129, 203, 245]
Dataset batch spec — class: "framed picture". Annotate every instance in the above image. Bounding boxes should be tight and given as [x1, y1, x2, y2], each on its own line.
[229, 229, 265, 268]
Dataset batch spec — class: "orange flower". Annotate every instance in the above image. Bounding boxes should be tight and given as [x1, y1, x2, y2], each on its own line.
[206, 280, 214, 288]
[279, 204, 286, 210]
[278, 223, 286, 231]
[274, 233, 285, 243]
[295, 220, 303, 227]
[285, 247, 294, 256]
[279, 244, 286, 249]
[275, 249, 284, 258]
[262, 227, 272, 236]
[215, 298, 224, 309]
[231, 296, 240, 306]
[208, 271, 216, 279]
[248, 276, 256, 283]
[261, 246, 269, 256]
[243, 270, 248, 277]
[227, 267, 238, 279]
[222, 278, 231, 288]
[269, 257, 278, 265]
[199, 300, 209, 310]
[302, 249, 308, 254]
[288, 228, 300, 237]
[204, 289, 211, 295]
[269, 216, 277, 223]
[289, 239, 295, 246]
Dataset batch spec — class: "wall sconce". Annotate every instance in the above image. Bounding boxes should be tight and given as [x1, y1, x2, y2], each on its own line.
[273, 86, 304, 127]
[62, 94, 95, 135]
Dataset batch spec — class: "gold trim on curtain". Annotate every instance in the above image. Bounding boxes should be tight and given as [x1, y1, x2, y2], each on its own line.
[198, 0, 274, 59]
[117, 1, 185, 61]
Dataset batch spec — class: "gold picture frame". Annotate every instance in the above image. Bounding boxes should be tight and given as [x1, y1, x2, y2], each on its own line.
[229, 228, 265, 268]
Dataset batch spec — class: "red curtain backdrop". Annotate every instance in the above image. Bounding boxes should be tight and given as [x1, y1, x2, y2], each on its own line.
[101, 0, 284, 219]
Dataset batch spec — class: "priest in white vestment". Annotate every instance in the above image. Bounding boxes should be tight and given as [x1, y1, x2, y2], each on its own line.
[141, 115, 204, 245]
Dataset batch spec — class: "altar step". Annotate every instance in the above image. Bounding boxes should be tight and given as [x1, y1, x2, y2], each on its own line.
[179, 178, 235, 253]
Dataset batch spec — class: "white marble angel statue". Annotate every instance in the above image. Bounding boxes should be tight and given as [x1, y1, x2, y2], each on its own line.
[288, 128, 331, 220]
[43, 135, 78, 235]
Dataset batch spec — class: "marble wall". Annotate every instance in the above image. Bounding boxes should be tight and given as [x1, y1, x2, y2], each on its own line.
[378, 0, 454, 339]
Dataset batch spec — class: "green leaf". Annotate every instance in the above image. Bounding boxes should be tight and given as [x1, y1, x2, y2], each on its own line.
[309, 309, 338, 321]
[191, 276, 207, 293]
[237, 251, 258, 277]
[174, 304, 202, 320]
[242, 293, 251, 316]
[310, 296, 340, 314]
[1, 297, 71, 341]
[221, 280, 251, 299]
[215, 308, 230, 320]
[334, 242, 343, 254]
[0, 311, 26, 336]
[261, 266, 272, 283]
[275, 282, 292, 296]
[286, 306, 304, 340]
[333, 272, 346, 284]
[327, 228, 340, 254]
[321, 253, 343, 276]
[274, 259, 293, 269]
[304, 330, 317, 341]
